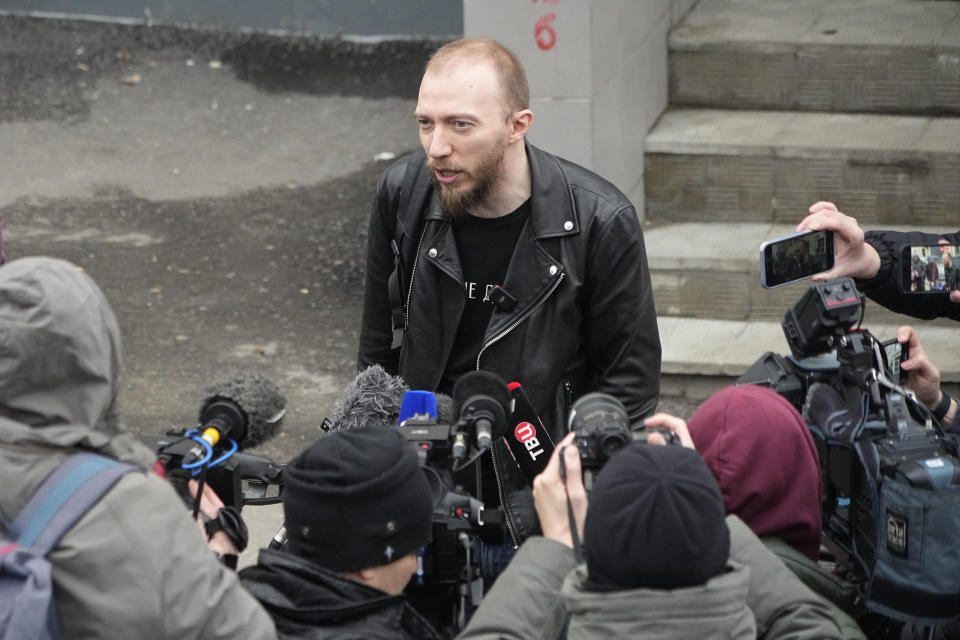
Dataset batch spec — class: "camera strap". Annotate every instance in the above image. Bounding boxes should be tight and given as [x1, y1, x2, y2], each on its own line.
[558, 445, 584, 562]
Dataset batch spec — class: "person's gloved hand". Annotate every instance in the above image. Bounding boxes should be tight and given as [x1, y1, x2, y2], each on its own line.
[188, 479, 246, 562]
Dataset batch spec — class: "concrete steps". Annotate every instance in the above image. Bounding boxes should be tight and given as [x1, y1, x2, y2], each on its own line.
[645, 109, 960, 225]
[669, 0, 960, 114]
[659, 316, 960, 400]
[644, 222, 957, 327]
[650, 0, 960, 401]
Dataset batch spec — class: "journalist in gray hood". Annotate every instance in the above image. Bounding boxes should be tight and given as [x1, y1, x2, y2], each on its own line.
[0, 257, 275, 639]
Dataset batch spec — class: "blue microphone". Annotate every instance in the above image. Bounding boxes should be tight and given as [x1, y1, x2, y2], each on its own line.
[398, 390, 438, 424]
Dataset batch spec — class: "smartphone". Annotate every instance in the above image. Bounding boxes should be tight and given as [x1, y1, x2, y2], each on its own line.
[880, 338, 909, 385]
[902, 244, 960, 293]
[760, 230, 835, 289]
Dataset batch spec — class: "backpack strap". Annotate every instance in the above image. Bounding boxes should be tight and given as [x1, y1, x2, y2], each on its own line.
[7, 453, 139, 554]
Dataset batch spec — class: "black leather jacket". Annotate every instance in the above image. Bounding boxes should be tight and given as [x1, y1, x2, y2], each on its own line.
[358, 142, 661, 542]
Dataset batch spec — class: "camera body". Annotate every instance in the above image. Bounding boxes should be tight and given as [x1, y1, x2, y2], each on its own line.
[740, 278, 960, 624]
[145, 430, 285, 511]
[569, 392, 678, 472]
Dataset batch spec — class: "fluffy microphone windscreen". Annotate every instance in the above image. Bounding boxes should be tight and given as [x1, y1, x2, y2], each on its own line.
[200, 370, 286, 449]
[452, 370, 511, 430]
[330, 364, 409, 432]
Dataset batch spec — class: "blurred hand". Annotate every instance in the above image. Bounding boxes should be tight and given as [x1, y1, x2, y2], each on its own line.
[189, 479, 239, 556]
[643, 412, 696, 449]
[937, 238, 960, 304]
[532, 432, 587, 549]
[897, 325, 942, 408]
[797, 201, 881, 281]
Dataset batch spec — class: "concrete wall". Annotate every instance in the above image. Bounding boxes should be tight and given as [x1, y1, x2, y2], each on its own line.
[0, 0, 462, 38]
[465, 0, 696, 219]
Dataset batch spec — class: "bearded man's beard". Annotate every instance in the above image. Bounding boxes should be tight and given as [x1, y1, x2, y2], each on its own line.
[429, 143, 505, 221]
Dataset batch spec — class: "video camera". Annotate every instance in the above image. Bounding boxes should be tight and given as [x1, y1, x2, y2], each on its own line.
[147, 431, 285, 511]
[145, 371, 287, 512]
[739, 278, 960, 625]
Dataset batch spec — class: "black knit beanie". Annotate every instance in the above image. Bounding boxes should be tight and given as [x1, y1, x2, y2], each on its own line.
[283, 425, 433, 571]
[583, 443, 730, 592]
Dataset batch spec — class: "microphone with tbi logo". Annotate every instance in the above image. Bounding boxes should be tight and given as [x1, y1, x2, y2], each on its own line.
[502, 382, 556, 486]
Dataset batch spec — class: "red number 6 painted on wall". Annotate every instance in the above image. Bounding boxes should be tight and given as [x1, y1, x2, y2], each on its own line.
[534, 13, 557, 51]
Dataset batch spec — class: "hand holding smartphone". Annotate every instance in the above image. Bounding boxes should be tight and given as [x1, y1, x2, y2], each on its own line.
[760, 230, 835, 289]
[902, 244, 960, 293]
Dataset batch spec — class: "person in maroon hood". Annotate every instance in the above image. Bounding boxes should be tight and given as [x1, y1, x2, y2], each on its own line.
[686, 385, 822, 560]
[685, 385, 865, 635]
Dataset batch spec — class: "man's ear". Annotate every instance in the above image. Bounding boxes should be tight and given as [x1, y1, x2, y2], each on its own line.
[355, 566, 377, 585]
[508, 109, 533, 143]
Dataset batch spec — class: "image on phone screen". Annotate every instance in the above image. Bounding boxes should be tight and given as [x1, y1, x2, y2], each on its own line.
[881, 338, 907, 386]
[759, 230, 835, 289]
[903, 244, 960, 293]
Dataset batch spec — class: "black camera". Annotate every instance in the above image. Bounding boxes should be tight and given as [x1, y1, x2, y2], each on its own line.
[145, 430, 285, 512]
[739, 278, 960, 625]
[568, 392, 678, 473]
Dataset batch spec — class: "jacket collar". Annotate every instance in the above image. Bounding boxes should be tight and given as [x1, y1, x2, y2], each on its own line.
[414, 141, 580, 239]
[562, 561, 754, 625]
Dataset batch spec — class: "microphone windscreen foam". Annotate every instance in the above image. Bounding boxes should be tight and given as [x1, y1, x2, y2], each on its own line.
[435, 393, 456, 425]
[452, 370, 511, 434]
[330, 364, 409, 432]
[201, 370, 286, 450]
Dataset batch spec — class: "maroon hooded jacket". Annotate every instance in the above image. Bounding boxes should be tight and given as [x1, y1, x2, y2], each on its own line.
[687, 385, 823, 561]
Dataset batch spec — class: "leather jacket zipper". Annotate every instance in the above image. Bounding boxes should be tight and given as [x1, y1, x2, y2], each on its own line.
[491, 444, 519, 548]
[475, 272, 565, 370]
[478, 271, 565, 548]
[403, 223, 430, 331]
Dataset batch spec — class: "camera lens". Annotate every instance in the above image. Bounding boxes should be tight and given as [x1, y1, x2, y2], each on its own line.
[599, 431, 630, 456]
[568, 392, 630, 433]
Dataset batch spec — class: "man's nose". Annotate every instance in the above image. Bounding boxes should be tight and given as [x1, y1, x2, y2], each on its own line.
[426, 127, 452, 159]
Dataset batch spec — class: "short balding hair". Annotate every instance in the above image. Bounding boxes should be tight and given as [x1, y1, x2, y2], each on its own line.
[425, 38, 530, 118]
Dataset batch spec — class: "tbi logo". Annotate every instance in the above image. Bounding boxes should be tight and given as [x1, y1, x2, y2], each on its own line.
[514, 422, 545, 460]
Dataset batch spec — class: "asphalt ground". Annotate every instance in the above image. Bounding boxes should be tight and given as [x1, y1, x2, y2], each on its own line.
[0, 15, 441, 461]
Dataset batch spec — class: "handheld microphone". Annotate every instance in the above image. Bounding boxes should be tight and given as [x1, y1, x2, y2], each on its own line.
[503, 382, 556, 486]
[196, 370, 287, 450]
[452, 371, 511, 456]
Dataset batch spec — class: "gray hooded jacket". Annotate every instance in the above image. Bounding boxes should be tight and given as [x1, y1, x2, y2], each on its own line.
[0, 257, 276, 639]
[459, 515, 852, 640]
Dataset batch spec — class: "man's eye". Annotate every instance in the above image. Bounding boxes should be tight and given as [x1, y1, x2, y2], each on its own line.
[455, 121, 469, 128]
[417, 119, 431, 128]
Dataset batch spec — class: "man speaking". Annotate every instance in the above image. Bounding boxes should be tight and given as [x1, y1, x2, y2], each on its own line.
[358, 38, 661, 546]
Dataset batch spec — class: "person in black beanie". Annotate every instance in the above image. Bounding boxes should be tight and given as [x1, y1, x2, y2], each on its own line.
[457, 428, 853, 640]
[581, 443, 730, 593]
[240, 425, 445, 640]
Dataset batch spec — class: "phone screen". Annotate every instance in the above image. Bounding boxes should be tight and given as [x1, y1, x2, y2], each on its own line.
[760, 230, 835, 288]
[903, 244, 960, 293]
[881, 338, 907, 385]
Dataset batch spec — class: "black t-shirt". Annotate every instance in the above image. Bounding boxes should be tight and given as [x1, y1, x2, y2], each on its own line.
[442, 200, 530, 512]
[439, 199, 530, 394]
